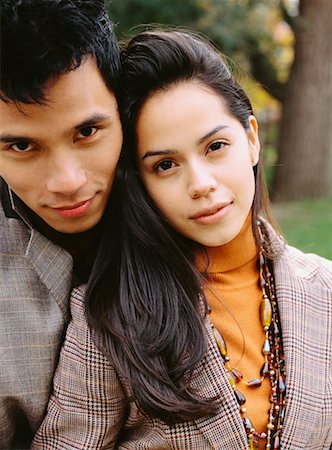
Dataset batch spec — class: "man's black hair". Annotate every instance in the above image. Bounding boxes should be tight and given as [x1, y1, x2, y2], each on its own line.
[0, 0, 120, 103]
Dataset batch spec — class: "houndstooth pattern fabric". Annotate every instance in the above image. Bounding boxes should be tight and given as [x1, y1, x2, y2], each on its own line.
[0, 180, 73, 449]
[32, 223, 332, 449]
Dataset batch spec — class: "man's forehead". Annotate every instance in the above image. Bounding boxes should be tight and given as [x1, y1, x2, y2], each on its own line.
[0, 60, 116, 128]
[0, 57, 108, 110]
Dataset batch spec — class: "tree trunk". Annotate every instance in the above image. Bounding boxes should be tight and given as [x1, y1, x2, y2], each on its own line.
[272, 0, 332, 201]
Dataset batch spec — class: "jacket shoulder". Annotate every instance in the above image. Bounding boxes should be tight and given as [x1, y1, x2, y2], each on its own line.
[280, 245, 332, 289]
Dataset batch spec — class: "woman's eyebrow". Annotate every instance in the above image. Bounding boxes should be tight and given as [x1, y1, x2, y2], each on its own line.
[197, 125, 229, 145]
[141, 125, 230, 160]
[142, 149, 178, 160]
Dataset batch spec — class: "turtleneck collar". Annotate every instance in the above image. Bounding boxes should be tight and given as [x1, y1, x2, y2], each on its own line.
[196, 212, 258, 273]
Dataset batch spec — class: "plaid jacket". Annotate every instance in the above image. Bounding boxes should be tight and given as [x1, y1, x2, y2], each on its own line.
[32, 224, 332, 450]
[0, 179, 73, 449]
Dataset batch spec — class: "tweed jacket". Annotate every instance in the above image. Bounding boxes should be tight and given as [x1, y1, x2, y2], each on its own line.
[32, 225, 332, 450]
[0, 179, 73, 449]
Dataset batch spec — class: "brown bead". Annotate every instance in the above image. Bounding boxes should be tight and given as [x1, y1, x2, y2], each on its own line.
[279, 375, 286, 393]
[234, 389, 246, 405]
[260, 361, 269, 377]
[231, 368, 243, 381]
[262, 339, 271, 355]
[247, 378, 262, 388]
[244, 417, 254, 430]
[273, 321, 280, 335]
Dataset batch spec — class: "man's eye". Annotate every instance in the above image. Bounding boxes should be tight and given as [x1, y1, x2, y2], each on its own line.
[155, 160, 174, 172]
[78, 126, 97, 138]
[11, 142, 32, 152]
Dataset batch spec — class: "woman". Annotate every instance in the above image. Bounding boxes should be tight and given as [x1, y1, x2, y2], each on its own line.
[32, 31, 332, 450]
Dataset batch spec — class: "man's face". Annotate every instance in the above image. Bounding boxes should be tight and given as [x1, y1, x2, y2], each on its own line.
[0, 57, 123, 234]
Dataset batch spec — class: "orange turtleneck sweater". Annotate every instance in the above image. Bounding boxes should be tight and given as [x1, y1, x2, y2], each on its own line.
[199, 214, 270, 449]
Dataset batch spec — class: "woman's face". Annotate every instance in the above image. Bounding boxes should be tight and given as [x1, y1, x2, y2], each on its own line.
[136, 81, 260, 247]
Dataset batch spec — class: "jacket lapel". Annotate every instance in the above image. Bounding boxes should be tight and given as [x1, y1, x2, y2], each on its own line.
[274, 253, 329, 449]
[9, 187, 73, 319]
[26, 230, 73, 320]
[193, 318, 248, 449]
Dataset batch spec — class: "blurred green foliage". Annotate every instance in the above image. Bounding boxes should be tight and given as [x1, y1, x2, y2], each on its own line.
[272, 197, 332, 259]
[108, 0, 293, 101]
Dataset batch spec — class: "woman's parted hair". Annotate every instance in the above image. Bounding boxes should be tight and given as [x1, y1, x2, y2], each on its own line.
[86, 30, 275, 424]
[120, 30, 273, 245]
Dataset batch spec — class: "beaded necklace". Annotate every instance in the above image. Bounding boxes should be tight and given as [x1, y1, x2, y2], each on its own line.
[210, 221, 286, 450]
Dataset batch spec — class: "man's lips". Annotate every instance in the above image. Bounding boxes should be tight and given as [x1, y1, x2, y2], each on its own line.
[50, 197, 94, 218]
[190, 202, 232, 224]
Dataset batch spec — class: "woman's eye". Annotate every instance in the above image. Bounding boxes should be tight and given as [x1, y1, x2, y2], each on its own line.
[78, 126, 97, 138]
[11, 141, 32, 153]
[155, 160, 174, 172]
[208, 141, 226, 152]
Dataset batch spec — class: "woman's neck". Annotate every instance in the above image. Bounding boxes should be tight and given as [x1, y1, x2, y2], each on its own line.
[196, 212, 258, 274]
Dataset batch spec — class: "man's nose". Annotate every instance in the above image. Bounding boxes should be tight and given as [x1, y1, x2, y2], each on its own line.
[46, 153, 87, 196]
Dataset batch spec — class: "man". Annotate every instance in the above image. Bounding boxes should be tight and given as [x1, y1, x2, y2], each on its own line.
[0, 1, 123, 447]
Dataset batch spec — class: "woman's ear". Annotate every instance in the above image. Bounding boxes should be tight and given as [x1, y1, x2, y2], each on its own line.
[248, 115, 260, 166]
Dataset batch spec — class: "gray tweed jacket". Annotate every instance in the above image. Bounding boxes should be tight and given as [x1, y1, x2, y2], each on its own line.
[0, 179, 73, 449]
[32, 222, 332, 449]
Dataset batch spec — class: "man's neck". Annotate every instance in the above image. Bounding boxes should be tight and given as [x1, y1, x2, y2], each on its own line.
[27, 209, 103, 283]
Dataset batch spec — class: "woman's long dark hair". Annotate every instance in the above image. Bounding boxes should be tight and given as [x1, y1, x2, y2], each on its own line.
[86, 30, 276, 423]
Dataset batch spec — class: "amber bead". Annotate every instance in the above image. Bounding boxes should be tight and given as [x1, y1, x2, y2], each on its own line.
[248, 435, 258, 450]
[212, 327, 227, 357]
[226, 371, 236, 383]
[260, 297, 272, 328]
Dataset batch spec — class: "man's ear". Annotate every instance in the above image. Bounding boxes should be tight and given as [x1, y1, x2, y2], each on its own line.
[248, 115, 260, 166]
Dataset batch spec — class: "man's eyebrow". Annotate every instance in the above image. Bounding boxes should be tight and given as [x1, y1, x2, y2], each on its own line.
[0, 135, 30, 143]
[0, 113, 114, 144]
[197, 125, 229, 145]
[74, 113, 113, 131]
[142, 149, 178, 160]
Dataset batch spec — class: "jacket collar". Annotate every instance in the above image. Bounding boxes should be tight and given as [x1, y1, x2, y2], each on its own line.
[1, 178, 73, 319]
[0, 177, 33, 227]
[274, 250, 330, 449]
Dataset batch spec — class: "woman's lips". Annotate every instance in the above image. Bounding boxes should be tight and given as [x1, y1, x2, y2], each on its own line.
[190, 202, 232, 225]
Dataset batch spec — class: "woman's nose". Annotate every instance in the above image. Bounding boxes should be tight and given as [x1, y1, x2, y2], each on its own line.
[187, 166, 217, 199]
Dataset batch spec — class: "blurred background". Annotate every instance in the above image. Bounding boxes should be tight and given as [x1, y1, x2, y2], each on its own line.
[107, 0, 332, 258]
